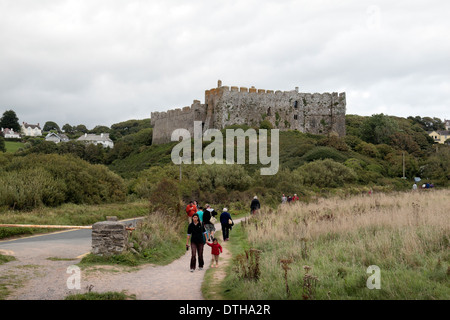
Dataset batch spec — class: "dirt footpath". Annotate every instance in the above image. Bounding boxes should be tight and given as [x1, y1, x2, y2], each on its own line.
[2, 219, 244, 300]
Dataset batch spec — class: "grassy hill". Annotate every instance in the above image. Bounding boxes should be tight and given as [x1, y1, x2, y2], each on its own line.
[1, 113, 449, 213]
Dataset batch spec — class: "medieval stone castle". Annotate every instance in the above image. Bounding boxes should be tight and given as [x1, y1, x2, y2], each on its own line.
[151, 80, 346, 144]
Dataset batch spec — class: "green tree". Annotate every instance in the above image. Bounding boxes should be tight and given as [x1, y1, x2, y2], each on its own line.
[62, 124, 74, 134]
[43, 121, 61, 132]
[421, 148, 450, 184]
[0, 110, 20, 132]
[359, 113, 399, 145]
[90, 125, 111, 134]
[407, 116, 445, 131]
[74, 124, 88, 133]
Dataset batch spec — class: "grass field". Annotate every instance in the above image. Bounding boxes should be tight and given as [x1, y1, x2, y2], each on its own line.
[4, 141, 24, 153]
[218, 189, 449, 300]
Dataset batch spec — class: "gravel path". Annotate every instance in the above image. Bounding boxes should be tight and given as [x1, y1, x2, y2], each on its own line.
[1, 218, 245, 300]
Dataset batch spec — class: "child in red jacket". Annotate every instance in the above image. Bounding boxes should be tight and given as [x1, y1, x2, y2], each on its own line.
[206, 238, 223, 268]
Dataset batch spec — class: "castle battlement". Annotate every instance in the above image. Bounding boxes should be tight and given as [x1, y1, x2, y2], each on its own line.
[205, 84, 344, 99]
[151, 101, 205, 124]
[151, 80, 346, 144]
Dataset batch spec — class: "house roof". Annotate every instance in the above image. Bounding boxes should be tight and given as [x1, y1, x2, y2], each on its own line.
[77, 133, 113, 142]
[429, 130, 450, 136]
[22, 122, 41, 129]
[46, 132, 69, 140]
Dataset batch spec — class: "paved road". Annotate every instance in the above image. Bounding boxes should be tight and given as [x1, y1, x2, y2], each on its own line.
[0, 218, 142, 259]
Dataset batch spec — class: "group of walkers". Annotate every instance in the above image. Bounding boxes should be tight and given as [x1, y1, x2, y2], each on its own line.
[281, 193, 299, 204]
[185, 197, 261, 272]
[185, 201, 233, 272]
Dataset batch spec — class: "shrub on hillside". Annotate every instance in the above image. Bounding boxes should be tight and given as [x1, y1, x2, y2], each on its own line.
[193, 164, 253, 192]
[148, 178, 181, 214]
[0, 154, 126, 210]
[302, 146, 347, 163]
[355, 141, 380, 158]
[296, 159, 357, 188]
[317, 135, 349, 151]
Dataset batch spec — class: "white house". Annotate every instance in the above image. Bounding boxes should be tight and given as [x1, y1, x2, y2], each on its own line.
[21, 122, 42, 137]
[1, 128, 21, 139]
[76, 133, 114, 148]
[45, 132, 69, 143]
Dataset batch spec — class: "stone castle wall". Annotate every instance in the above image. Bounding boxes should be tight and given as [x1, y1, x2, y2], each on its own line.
[151, 81, 346, 144]
[151, 100, 207, 145]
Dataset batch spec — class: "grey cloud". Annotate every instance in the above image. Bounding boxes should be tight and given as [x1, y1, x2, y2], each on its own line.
[0, 0, 448, 129]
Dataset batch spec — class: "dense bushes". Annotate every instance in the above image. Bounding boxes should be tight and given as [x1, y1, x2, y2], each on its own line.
[302, 146, 348, 163]
[296, 159, 357, 188]
[0, 153, 126, 210]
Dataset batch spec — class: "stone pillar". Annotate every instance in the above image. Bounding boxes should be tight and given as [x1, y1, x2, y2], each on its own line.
[91, 221, 128, 256]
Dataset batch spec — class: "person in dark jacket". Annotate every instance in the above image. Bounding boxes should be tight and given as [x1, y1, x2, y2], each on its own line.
[250, 196, 260, 215]
[186, 213, 207, 272]
[220, 208, 232, 241]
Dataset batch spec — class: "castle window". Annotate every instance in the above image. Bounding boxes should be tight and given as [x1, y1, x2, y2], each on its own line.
[267, 107, 272, 116]
[294, 101, 298, 109]
[294, 115, 298, 120]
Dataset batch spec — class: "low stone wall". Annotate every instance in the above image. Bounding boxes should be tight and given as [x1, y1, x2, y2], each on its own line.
[91, 221, 128, 256]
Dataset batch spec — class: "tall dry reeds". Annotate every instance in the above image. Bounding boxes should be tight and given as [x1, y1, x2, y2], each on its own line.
[239, 189, 449, 299]
[248, 190, 449, 254]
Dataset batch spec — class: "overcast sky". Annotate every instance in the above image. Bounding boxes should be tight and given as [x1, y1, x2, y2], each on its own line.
[1, 0, 449, 129]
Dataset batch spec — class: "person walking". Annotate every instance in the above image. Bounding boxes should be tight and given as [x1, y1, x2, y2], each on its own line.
[220, 208, 233, 241]
[203, 204, 217, 241]
[281, 194, 287, 204]
[196, 206, 204, 223]
[185, 201, 197, 224]
[186, 213, 207, 272]
[206, 238, 223, 268]
[250, 196, 260, 215]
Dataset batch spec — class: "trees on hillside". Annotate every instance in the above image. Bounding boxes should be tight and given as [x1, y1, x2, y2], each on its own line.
[408, 116, 445, 131]
[359, 113, 399, 145]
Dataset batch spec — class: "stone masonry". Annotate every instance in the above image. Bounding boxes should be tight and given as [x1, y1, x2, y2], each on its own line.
[92, 221, 128, 256]
[151, 80, 346, 144]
